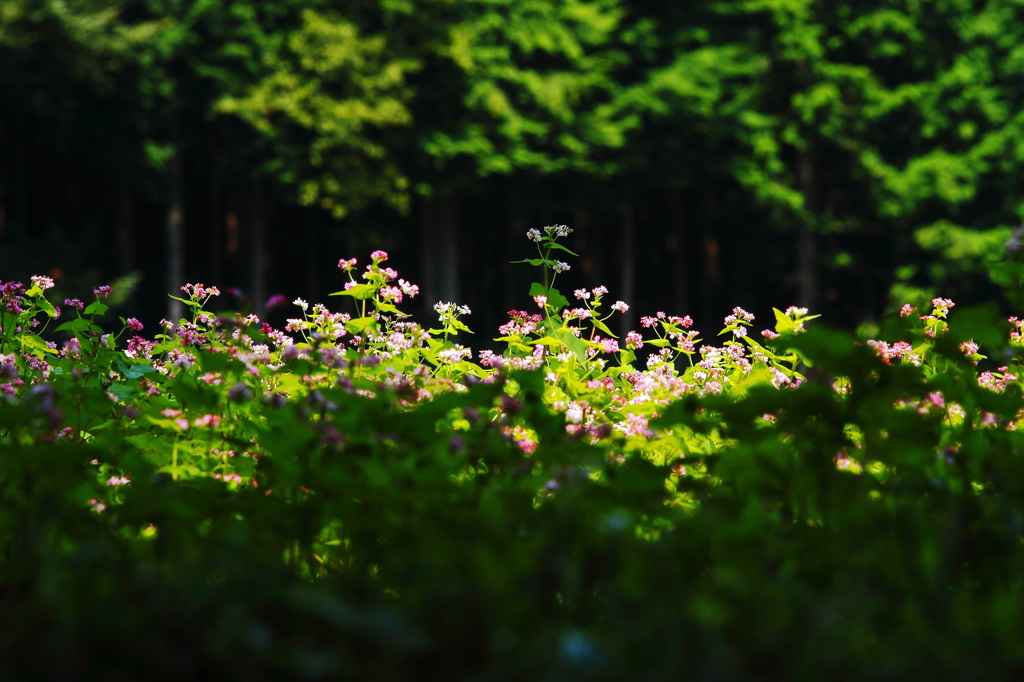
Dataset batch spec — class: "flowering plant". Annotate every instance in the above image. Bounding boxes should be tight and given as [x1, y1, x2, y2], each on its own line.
[3, 228, 1024, 678]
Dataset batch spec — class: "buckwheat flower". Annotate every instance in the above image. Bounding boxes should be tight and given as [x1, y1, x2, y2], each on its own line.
[900, 303, 916, 318]
[293, 298, 309, 311]
[574, 289, 590, 300]
[338, 258, 357, 271]
[194, 414, 220, 428]
[264, 294, 288, 310]
[592, 286, 608, 297]
[733, 326, 747, 338]
[31, 275, 55, 291]
[64, 338, 81, 356]
[770, 367, 791, 388]
[785, 306, 808, 317]
[761, 329, 780, 339]
[527, 228, 542, 242]
[731, 307, 754, 323]
[106, 475, 130, 487]
[640, 316, 657, 328]
[438, 346, 472, 363]
[370, 250, 389, 263]
[932, 297, 955, 316]
[398, 279, 419, 297]
[228, 382, 253, 402]
[959, 340, 979, 357]
[534, 295, 548, 308]
[599, 337, 619, 353]
[458, 305, 472, 316]
[94, 285, 111, 299]
[552, 261, 570, 274]
[88, 498, 107, 512]
[126, 318, 143, 332]
[611, 301, 629, 314]
[625, 331, 644, 350]
[64, 298, 84, 310]
[379, 286, 403, 303]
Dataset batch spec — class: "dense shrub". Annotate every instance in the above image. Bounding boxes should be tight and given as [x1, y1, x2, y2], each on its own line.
[3, 227, 1024, 680]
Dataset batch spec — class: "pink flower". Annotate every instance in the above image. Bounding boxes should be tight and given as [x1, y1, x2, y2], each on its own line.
[592, 286, 608, 297]
[194, 414, 220, 428]
[761, 329, 780, 339]
[640, 316, 657, 328]
[959, 340, 979, 357]
[64, 298, 84, 310]
[370, 250, 389, 263]
[399, 279, 419, 297]
[126, 318, 143, 331]
[31, 275, 55, 291]
[611, 301, 629, 314]
[900, 303, 916, 318]
[338, 258, 357, 271]
[379, 286, 403, 303]
[93, 285, 111, 299]
[680, 315, 693, 328]
[574, 289, 591, 300]
[534, 295, 548, 308]
[598, 337, 619, 353]
[932, 297, 955, 316]
[625, 331, 643, 350]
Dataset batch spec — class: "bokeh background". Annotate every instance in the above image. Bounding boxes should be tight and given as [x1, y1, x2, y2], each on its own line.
[2, 0, 1022, 342]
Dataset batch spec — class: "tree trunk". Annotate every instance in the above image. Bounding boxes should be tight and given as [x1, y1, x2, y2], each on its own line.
[667, 191, 689, 316]
[438, 196, 459, 305]
[306, 211, 320, 302]
[700, 186, 719, 327]
[419, 195, 437, 316]
[250, 177, 267, 314]
[165, 148, 185, 323]
[619, 202, 636, 337]
[116, 176, 135, 275]
[208, 126, 223, 290]
[797, 142, 819, 312]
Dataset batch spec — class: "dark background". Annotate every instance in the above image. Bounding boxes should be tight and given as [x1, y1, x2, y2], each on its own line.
[2, 0, 1019, 345]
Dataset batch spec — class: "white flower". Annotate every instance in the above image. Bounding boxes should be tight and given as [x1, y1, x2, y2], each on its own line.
[293, 298, 308, 311]
[552, 261, 570, 274]
[527, 228, 542, 242]
[611, 301, 629, 314]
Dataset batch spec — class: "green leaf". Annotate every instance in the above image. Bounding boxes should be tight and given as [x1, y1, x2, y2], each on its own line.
[346, 316, 377, 334]
[591, 317, 618, 339]
[117, 360, 157, 380]
[547, 242, 579, 257]
[168, 295, 201, 308]
[645, 338, 671, 348]
[531, 336, 567, 348]
[20, 334, 56, 355]
[36, 297, 56, 318]
[106, 383, 138, 402]
[529, 283, 569, 311]
[331, 284, 376, 299]
[512, 259, 554, 267]
[449, 318, 473, 334]
[84, 301, 109, 316]
[56, 319, 92, 333]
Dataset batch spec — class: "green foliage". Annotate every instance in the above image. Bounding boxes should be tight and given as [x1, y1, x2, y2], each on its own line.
[5, 237, 1024, 676]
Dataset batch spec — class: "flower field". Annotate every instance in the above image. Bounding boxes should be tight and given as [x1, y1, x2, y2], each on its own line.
[3, 228, 1024, 679]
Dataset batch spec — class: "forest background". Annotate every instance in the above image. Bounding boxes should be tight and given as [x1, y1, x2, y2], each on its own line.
[2, 0, 1023, 342]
